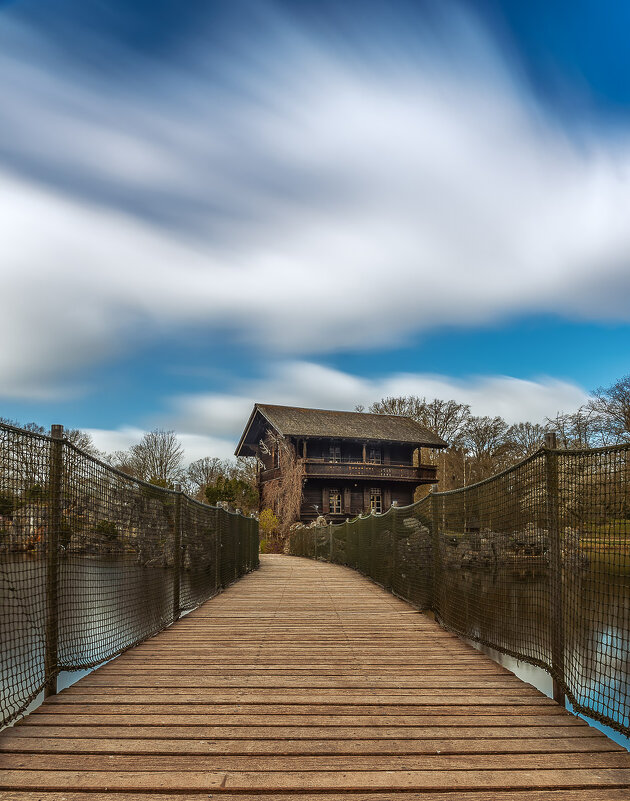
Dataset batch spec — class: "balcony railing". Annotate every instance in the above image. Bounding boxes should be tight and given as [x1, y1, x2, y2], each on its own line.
[304, 461, 436, 482]
[260, 461, 438, 483]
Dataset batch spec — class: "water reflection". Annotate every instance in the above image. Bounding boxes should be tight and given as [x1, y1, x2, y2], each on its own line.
[435, 564, 630, 748]
[0, 554, 215, 726]
[469, 639, 630, 751]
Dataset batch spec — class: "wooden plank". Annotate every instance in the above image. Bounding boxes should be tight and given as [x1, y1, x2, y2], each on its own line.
[45, 692, 557, 705]
[22, 713, 575, 727]
[4, 792, 630, 801]
[33, 703, 565, 715]
[3, 752, 630, 771]
[6, 724, 598, 739]
[97, 663, 507, 669]
[0, 736, 620, 755]
[1, 553, 629, 796]
[3, 768, 630, 791]
[76, 676, 527, 687]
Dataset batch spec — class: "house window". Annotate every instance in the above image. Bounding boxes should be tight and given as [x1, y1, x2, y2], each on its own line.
[367, 446, 382, 464]
[370, 488, 382, 514]
[329, 489, 342, 514]
[327, 443, 341, 463]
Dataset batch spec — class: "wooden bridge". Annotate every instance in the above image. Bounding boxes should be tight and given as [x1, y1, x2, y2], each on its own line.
[2, 554, 630, 799]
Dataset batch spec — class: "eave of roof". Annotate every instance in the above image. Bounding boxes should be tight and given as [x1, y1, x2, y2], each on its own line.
[235, 403, 448, 455]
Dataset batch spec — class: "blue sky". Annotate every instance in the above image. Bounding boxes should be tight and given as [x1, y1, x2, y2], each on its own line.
[1, 0, 629, 460]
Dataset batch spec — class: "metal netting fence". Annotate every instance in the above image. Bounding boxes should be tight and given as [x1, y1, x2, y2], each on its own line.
[0, 422, 259, 728]
[289, 440, 630, 736]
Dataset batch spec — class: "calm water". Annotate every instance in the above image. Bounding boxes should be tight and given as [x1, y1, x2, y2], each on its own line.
[468, 640, 630, 750]
[0, 554, 216, 727]
[432, 564, 630, 750]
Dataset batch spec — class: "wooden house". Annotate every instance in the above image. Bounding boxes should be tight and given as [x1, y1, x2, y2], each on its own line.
[235, 404, 447, 523]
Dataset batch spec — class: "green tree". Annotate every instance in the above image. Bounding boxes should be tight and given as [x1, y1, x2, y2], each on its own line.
[259, 508, 279, 538]
[259, 508, 281, 553]
[0, 491, 17, 517]
[205, 475, 258, 513]
[185, 456, 227, 500]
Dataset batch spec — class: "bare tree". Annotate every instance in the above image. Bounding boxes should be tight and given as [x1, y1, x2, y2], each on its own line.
[505, 421, 548, 458]
[233, 456, 259, 486]
[546, 409, 601, 449]
[368, 396, 470, 445]
[0, 419, 100, 456]
[185, 456, 227, 499]
[461, 415, 510, 481]
[416, 398, 471, 445]
[369, 395, 427, 420]
[0, 418, 102, 494]
[0, 418, 49, 495]
[110, 429, 184, 488]
[587, 374, 630, 444]
[64, 428, 102, 457]
[462, 416, 509, 460]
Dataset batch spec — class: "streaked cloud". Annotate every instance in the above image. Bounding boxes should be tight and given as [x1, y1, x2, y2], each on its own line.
[167, 360, 589, 446]
[89, 361, 587, 462]
[2, 3, 630, 401]
[86, 426, 237, 466]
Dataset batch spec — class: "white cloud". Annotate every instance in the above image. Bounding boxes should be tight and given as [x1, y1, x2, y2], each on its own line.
[86, 362, 588, 464]
[2, 7, 630, 399]
[85, 427, 146, 456]
[167, 361, 589, 444]
[86, 426, 236, 464]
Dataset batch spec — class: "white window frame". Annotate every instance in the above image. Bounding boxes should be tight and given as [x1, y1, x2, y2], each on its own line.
[329, 489, 342, 514]
[370, 488, 382, 514]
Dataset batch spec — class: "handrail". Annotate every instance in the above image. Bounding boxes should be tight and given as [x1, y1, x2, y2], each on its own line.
[290, 440, 630, 738]
[0, 421, 260, 728]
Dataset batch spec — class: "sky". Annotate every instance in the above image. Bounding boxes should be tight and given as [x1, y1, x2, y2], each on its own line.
[1, 0, 630, 462]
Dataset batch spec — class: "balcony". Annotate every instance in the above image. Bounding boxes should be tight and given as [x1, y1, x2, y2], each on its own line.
[303, 460, 436, 482]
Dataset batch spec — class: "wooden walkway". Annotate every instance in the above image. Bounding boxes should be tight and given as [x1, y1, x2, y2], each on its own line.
[2, 554, 630, 800]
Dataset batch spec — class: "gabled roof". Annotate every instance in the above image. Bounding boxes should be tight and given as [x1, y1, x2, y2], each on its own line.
[235, 403, 448, 456]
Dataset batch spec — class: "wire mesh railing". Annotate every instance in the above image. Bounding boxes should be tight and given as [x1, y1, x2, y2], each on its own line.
[0, 421, 259, 728]
[289, 437, 630, 737]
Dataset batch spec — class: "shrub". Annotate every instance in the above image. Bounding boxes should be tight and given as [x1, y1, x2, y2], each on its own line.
[95, 520, 118, 541]
[0, 491, 17, 517]
[259, 508, 279, 538]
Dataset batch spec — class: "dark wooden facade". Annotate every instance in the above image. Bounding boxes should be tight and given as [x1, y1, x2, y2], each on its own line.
[235, 404, 447, 523]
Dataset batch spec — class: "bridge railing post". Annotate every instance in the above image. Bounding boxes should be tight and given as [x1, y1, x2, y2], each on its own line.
[44, 424, 63, 698]
[389, 505, 397, 595]
[431, 491, 440, 616]
[329, 522, 333, 562]
[172, 484, 182, 623]
[545, 432, 565, 707]
[369, 511, 376, 579]
[215, 507, 222, 592]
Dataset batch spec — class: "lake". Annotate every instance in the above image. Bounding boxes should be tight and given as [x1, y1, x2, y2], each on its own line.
[434, 564, 630, 749]
[0, 553, 217, 727]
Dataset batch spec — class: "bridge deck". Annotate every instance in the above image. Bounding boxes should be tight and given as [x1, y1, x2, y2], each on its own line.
[2, 553, 630, 799]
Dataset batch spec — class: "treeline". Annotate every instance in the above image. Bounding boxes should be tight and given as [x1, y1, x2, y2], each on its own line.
[360, 373, 630, 490]
[108, 430, 259, 513]
[3, 371, 628, 512]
